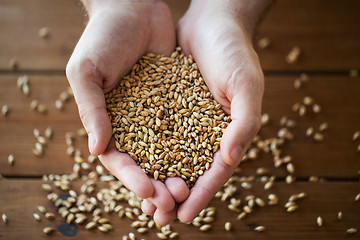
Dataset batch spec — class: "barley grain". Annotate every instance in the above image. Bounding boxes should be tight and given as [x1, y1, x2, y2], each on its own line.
[346, 228, 358, 234]
[355, 193, 360, 202]
[225, 221, 232, 231]
[199, 224, 212, 231]
[43, 227, 56, 235]
[8, 154, 14, 166]
[2, 213, 8, 224]
[258, 37, 271, 49]
[286, 205, 298, 212]
[316, 216, 323, 227]
[286, 46, 301, 64]
[32, 213, 41, 221]
[38, 27, 50, 38]
[353, 131, 360, 141]
[1, 105, 9, 116]
[254, 226, 266, 232]
[337, 211, 343, 220]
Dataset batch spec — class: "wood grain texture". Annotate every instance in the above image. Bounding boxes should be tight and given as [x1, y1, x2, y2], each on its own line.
[1, 0, 359, 71]
[255, 0, 360, 71]
[0, 74, 359, 178]
[0, 179, 359, 240]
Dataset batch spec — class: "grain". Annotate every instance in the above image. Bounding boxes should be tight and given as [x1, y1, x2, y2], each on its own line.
[258, 37, 271, 49]
[32, 213, 41, 221]
[254, 226, 266, 232]
[286, 205, 298, 212]
[353, 131, 360, 141]
[38, 27, 50, 38]
[224, 221, 232, 231]
[1, 105, 9, 116]
[43, 227, 56, 235]
[337, 211, 343, 220]
[2, 213, 8, 224]
[37, 205, 47, 214]
[36, 104, 47, 114]
[45, 127, 53, 139]
[199, 224, 212, 231]
[316, 216, 323, 227]
[55, 99, 64, 110]
[355, 193, 360, 202]
[105, 47, 230, 187]
[8, 154, 15, 166]
[45, 212, 55, 220]
[98, 225, 110, 233]
[303, 96, 314, 106]
[286, 163, 295, 174]
[318, 122, 328, 132]
[286, 46, 301, 64]
[313, 132, 324, 142]
[312, 103, 321, 113]
[346, 228, 357, 234]
[85, 221, 97, 230]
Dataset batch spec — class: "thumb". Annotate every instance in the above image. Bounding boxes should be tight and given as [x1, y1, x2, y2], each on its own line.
[220, 68, 264, 166]
[66, 59, 112, 156]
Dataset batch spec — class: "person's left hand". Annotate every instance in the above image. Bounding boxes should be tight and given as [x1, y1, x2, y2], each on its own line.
[142, 0, 265, 223]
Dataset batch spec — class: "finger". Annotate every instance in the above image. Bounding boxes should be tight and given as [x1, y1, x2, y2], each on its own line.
[66, 58, 112, 156]
[165, 177, 190, 203]
[98, 140, 154, 199]
[147, 179, 176, 212]
[148, 1, 176, 55]
[153, 206, 177, 226]
[177, 152, 235, 223]
[220, 67, 264, 165]
[141, 199, 156, 216]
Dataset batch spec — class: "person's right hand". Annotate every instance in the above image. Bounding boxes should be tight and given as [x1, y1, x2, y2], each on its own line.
[66, 0, 184, 222]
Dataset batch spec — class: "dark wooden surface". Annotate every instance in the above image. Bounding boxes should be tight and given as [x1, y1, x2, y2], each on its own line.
[1, 0, 359, 239]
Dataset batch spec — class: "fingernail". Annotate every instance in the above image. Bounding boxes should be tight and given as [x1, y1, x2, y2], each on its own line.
[88, 133, 96, 154]
[231, 145, 243, 165]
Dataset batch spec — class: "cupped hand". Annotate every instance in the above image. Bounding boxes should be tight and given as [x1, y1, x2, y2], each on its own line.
[66, 0, 184, 220]
[174, 0, 265, 222]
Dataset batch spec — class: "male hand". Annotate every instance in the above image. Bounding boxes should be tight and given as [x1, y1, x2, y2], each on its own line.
[66, 0, 187, 224]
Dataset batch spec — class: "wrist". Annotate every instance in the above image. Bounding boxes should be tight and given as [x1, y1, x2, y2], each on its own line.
[189, 0, 273, 38]
[80, 0, 162, 18]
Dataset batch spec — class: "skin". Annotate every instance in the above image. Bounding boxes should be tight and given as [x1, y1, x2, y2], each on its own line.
[66, 0, 272, 226]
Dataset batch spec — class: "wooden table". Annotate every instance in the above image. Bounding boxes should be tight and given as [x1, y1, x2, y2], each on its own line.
[1, 0, 359, 239]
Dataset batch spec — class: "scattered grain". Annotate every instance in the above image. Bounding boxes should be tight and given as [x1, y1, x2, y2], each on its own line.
[1, 105, 9, 116]
[38, 27, 50, 38]
[337, 211, 343, 220]
[33, 213, 41, 221]
[286, 46, 301, 64]
[254, 226, 266, 232]
[316, 216, 323, 227]
[258, 37, 271, 49]
[2, 213, 8, 224]
[43, 227, 56, 235]
[346, 228, 358, 234]
[8, 154, 15, 166]
[355, 193, 360, 202]
[224, 222, 232, 231]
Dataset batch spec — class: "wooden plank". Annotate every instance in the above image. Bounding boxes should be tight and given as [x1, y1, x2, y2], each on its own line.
[0, 179, 359, 240]
[255, 0, 360, 71]
[1, 0, 359, 71]
[1, 74, 360, 178]
[0, 0, 189, 71]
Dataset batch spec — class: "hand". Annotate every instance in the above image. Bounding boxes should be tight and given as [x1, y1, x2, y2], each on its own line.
[173, 0, 267, 222]
[66, 0, 184, 220]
